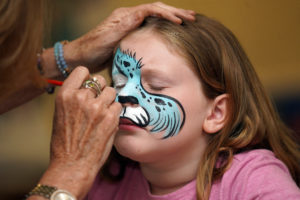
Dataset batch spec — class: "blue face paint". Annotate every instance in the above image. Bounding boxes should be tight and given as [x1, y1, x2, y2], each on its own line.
[112, 47, 185, 139]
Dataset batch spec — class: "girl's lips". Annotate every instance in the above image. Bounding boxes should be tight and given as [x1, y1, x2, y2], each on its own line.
[119, 118, 135, 125]
[119, 118, 145, 131]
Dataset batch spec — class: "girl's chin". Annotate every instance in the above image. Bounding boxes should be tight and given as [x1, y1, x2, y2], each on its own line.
[113, 130, 171, 163]
[113, 132, 159, 162]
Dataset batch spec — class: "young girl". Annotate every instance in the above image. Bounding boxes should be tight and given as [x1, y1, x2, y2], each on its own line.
[87, 14, 300, 200]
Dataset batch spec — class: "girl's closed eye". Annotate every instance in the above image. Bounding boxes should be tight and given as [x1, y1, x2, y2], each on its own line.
[113, 74, 128, 91]
[114, 82, 125, 90]
[146, 83, 167, 91]
[142, 71, 174, 92]
[142, 76, 171, 92]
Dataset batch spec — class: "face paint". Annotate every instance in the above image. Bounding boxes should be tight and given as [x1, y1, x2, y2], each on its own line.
[112, 47, 185, 139]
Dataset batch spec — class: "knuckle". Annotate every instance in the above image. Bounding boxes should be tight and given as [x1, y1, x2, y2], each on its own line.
[153, 2, 163, 6]
[113, 7, 124, 14]
[117, 102, 122, 111]
[75, 91, 87, 102]
[75, 66, 89, 74]
[134, 10, 144, 21]
[56, 89, 72, 102]
[105, 112, 115, 122]
[113, 102, 122, 112]
[90, 102, 102, 112]
[106, 87, 117, 97]
[95, 75, 107, 87]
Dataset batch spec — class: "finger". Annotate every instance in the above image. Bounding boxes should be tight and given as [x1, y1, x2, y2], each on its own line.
[109, 101, 122, 116]
[153, 1, 195, 17]
[174, 8, 196, 21]
[98, 128, 117, 166]
[77, 87, 97, 100]
[92, 74, 107, 90]
[139, 4, 182, 24]
[96, 87, 117, 106]
[149, 5, 185, 24]
[81, 74, 107, 99]
[62, 66, 90, 89]
[148, 3, 196, 23]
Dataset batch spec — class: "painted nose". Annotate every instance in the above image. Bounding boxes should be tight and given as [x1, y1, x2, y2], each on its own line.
[118, 95, 139, 105]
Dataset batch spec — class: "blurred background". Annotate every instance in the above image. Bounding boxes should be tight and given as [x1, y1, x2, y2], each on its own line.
[0, 0, 299, 199]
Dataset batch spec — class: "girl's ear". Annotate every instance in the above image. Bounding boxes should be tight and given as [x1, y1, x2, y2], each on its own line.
[203, 94, 229, 134]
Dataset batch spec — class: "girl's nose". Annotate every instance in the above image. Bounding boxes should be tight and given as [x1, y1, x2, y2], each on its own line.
[118, 95, 139, 105]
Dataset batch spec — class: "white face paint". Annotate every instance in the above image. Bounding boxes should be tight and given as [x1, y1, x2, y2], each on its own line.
[112, 73, 128, 94]
[120, 106, 149, 127]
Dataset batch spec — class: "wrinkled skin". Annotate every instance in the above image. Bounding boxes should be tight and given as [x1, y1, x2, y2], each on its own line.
[39, 67, 122, 199]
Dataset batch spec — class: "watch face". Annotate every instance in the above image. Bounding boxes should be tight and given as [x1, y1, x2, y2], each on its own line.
[51, 190, 76, 200]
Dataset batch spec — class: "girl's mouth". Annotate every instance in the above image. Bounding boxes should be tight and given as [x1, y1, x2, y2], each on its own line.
[119, 117, 135, 125]
[119, 117, 145, 131]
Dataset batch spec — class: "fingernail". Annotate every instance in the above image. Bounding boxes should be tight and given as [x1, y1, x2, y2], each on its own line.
[188, 10, 196, 15]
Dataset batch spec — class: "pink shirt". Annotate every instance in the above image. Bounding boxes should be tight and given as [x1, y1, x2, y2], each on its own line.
[86, 149, 300, 200]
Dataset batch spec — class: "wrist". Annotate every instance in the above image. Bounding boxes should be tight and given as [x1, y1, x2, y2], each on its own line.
[41, 48, 62, 80]
[63, 39, 85, 70]
[27, 184, 76, 200]
[38, 162, 96, 200]
[42, 41, 81, 80]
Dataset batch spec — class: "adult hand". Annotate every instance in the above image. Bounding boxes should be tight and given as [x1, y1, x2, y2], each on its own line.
[34, 67, 121, 200]
[64, 2, 195, 71]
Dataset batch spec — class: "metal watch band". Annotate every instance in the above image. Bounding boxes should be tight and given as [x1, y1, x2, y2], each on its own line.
[28, 184, 57, 199]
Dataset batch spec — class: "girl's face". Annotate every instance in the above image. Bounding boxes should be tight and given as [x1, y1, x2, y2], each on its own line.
[112, 29, 211, 163]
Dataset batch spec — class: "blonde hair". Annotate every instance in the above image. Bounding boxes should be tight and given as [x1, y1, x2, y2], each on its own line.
[141, 15, 300, 199]
[0, 0, 48, 99]
[104, 14, 300, 199]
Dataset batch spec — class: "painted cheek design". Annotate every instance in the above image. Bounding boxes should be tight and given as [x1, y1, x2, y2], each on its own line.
[112, 47, 185, 139]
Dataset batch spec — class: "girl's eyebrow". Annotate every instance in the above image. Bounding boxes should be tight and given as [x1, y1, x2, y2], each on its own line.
[142, 66, 169, 75]
[142, 68, 174, 83]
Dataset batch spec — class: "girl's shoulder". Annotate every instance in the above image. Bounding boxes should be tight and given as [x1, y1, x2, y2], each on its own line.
[86, 162, 143, 200]
[210, 149, 300, 200]
[233, 148, 278, 161]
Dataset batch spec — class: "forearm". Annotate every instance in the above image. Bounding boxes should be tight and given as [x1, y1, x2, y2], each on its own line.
[0, 41, 89, 114]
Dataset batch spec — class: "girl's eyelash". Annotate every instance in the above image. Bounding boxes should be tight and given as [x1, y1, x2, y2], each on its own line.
[115, 83, 125, 87]
[112, 74, 128, 88]
[148, 84, 166, 91]
[114, 83, 126, 90]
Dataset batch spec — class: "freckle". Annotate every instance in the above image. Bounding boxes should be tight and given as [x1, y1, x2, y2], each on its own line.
[147, 99, 150, 103]
[130, 73, 133, 78]
[163, 108, 165, 111]
[168, 102, 172, 107]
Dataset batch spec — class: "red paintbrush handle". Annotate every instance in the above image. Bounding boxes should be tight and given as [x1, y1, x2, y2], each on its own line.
[47, 79, 63, 86]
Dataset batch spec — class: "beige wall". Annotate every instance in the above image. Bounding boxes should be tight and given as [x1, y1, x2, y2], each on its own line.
[0, 0, 299, 198]
[69, 0, 300, 93]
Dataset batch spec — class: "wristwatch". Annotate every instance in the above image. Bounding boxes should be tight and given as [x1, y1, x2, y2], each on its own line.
[27, 184, 77, 200]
